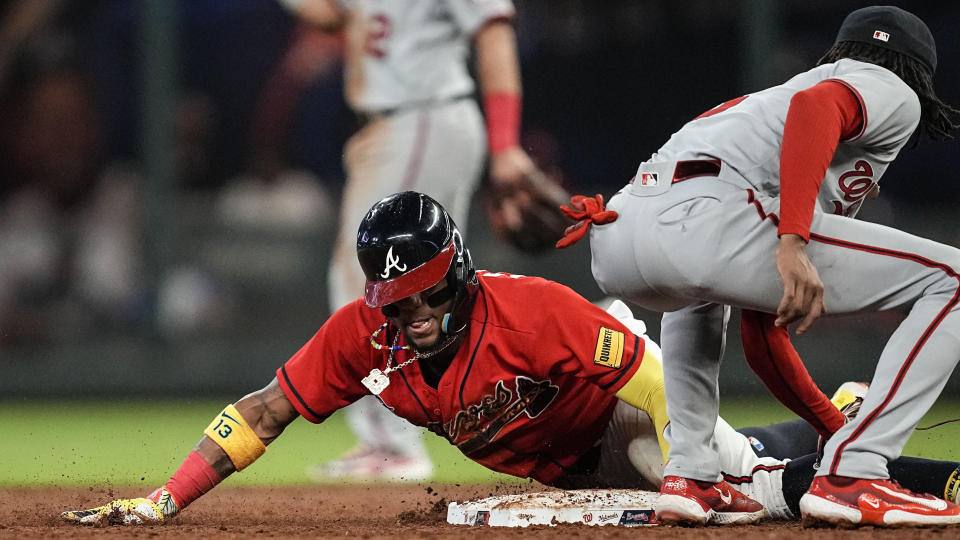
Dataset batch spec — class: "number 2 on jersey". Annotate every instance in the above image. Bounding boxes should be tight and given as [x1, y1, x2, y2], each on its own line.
[695, 95, 748, 120]
[365, 14, 391, 58]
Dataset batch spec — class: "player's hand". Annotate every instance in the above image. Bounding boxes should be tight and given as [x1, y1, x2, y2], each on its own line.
[489, 146, 569, 221]
[485, 146, 571, 252]
[490, 146, 538, 185]
[61, 486, 179, 526]
[775, 234, 826, 335]
[489, 146, 541, 228]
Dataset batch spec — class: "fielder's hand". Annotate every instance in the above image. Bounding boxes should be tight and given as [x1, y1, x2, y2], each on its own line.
[775, 234, 826, 335]
[61, 486, 179, 526]
[484, 148, 571, 253]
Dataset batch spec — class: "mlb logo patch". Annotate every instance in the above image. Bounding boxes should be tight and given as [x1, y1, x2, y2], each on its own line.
[639, 172, 659, 186]
[873, 30, 890, 42]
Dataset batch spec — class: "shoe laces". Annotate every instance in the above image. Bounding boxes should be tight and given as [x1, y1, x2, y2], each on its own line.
[839, 396, 864, 422]
[881, 478, 929, 499]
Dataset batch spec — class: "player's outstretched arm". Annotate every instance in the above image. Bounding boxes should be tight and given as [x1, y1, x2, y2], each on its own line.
[61, 378, 299, 526]
[740, 309, 844, 439]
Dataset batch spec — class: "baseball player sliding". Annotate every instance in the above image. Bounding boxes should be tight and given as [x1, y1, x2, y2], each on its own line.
[279, 0, 550, 481]
[561, 5, 960, 527]
[61, 192, 960, 526]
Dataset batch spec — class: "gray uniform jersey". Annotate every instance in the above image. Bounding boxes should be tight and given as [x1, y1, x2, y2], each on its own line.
[652, 59, 919, 215]
[588, 59, 960, 485]
[339, 0, 514, 113]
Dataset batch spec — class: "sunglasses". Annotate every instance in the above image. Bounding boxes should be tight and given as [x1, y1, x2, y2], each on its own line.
[381, 281, 455, 318]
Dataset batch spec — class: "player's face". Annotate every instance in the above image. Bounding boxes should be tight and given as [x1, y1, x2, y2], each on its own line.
[386, 278, 454, 349]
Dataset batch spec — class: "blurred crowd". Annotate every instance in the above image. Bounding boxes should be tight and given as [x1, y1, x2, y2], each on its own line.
[0, 0, 341, 345]
[1, 0, 958, 348]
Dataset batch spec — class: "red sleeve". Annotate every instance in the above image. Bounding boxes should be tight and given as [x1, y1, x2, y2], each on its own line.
[778, 80, 864, 240]
[541, 283, 645, 393]
[276, 301, 380, 423]
[740, 309, 845, 438]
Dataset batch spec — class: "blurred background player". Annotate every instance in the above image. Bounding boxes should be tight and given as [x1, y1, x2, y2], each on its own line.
[278, 0, 549, 482]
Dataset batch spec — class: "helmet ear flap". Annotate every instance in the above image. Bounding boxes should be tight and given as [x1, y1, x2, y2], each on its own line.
[451, 227, 474, 286]
[438, 225, 477, 336]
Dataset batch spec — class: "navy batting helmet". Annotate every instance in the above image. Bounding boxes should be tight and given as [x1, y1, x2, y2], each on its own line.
[357, 192, 477, 332]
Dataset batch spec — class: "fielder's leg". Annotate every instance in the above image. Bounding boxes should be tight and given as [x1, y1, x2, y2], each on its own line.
[783, 454, 960, 518]
[657, 303, 765, 524]
[660, 302, 729, 482]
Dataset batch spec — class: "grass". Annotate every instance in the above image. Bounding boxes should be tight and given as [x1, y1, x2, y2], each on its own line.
[2, 398, 957, 488]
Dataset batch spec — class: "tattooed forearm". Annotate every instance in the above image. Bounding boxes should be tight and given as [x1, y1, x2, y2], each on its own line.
[195, 436, 238, 477]
[242, 378, 299, 444]
[257, 390, 286, 444]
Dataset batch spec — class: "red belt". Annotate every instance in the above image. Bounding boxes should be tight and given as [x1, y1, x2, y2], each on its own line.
[672, 159, 721, 183]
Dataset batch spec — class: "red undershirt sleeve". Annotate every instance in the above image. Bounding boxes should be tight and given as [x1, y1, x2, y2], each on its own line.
[740, 310, 845, 438]
[778, 80, 864, 240]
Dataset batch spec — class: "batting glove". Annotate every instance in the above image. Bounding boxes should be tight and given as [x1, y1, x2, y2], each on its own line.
[61, 486, 179, 525]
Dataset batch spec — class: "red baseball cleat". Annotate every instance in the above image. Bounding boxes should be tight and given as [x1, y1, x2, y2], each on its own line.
[654, 475, 765, 525]
[800, 475, 960, 526]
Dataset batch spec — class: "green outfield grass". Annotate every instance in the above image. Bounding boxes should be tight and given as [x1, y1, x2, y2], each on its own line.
[2, 398, 957, 487]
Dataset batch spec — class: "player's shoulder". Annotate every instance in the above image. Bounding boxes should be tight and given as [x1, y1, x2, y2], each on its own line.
[819, 59, 917, 99]
[475, 270, 588, 328]
[825, 59, 920, 133]
[476, 270, 573, 296]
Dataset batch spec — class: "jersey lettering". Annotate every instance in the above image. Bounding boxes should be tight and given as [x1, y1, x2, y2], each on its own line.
[830, 159, 875, 216]
[838, 160, 875, 201]
[446, 380, 512, 441]
[695, 95, 748, 120]
[448, 376, 560, 455]
[365, 13, 391, 58]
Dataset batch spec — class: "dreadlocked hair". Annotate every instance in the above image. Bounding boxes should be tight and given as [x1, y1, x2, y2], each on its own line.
[818, 41, 960, 143]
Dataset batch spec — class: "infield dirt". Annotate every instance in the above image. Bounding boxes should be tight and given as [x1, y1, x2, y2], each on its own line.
[1, 485, 955, 539]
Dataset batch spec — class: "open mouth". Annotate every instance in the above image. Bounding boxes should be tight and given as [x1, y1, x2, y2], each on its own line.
[406, 317, 434, 338]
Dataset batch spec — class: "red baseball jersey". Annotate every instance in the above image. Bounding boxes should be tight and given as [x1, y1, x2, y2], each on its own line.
[277, 271, 645, 484]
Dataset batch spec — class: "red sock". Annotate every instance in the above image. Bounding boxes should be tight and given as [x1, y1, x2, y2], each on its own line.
[740, 310, 845, 438]
[164, 450, 222, 509]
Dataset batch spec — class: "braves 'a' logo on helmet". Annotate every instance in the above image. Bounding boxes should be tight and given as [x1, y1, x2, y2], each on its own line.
[380, 246, 407, 278]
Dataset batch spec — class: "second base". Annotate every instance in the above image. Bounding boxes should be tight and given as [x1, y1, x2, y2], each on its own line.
[447, 489, 659, 527]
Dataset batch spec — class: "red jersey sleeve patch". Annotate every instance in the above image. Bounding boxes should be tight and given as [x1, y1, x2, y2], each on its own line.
[593, 327, 625, 368]
[598, 334, 641, 392]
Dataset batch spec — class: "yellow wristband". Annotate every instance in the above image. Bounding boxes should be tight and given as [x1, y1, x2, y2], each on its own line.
[946, 467, 960, 503]
[203, 404, 266, 471]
